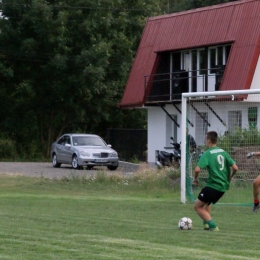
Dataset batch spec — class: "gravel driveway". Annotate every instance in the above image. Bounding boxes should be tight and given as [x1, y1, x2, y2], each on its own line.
[0, 161, 149, 179]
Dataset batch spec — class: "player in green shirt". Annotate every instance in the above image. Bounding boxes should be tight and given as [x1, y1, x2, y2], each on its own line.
[192, 131, 238, 231]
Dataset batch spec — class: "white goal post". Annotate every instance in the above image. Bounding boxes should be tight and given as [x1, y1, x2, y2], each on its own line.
[180, 89, 260, 204]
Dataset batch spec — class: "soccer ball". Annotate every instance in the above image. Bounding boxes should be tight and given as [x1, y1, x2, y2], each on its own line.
[178, 217, 193, 230]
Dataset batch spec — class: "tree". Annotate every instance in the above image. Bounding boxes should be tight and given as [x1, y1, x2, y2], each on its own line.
[0, 0, 160, 157]
[170, 0, 238, 12]
[0, 0, 236, 158]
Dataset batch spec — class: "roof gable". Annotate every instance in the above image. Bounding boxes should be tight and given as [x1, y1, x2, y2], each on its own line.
[119, 0, 260, 108]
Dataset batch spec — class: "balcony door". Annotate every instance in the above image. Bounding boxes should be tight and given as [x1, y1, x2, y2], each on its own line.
[197, 45, 231, 92]
[173, 45, 231, 93]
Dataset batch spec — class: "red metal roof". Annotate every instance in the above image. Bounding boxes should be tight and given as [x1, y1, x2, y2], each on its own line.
[119, 0, 260, 108]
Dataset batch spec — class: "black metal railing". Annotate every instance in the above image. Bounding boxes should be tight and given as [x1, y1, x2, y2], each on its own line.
[144, 66, 225, 103]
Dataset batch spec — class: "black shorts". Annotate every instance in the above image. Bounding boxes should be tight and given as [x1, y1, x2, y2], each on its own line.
[197, 186, 224, 205]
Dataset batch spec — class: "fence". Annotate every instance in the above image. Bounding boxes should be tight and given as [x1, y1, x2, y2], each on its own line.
[106, 129, 147, 162]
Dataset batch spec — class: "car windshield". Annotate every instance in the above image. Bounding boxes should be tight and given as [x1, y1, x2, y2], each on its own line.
[72, 136, 106, 146]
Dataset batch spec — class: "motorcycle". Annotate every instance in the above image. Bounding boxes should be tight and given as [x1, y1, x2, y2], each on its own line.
[156, 137, 181, 168]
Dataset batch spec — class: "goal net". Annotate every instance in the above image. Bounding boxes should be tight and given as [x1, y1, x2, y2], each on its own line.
[181, 89, 260, 205]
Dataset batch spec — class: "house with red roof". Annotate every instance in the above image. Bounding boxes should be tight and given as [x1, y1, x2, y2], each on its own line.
[119, 0, 260, 164]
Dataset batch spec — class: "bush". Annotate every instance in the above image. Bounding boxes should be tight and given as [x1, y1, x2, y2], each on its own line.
[218, 126, 260, 154]
[0, 137, 18, 159]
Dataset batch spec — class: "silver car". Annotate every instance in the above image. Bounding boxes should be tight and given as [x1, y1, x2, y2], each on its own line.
[50, 133, 119, 170]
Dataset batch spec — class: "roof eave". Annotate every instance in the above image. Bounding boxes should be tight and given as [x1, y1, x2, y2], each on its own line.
[117, 101, 144, 109]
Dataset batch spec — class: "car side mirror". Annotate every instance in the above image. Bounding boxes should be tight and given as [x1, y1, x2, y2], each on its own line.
[107, 144, 112, 147]
[65, 143, 71, 147]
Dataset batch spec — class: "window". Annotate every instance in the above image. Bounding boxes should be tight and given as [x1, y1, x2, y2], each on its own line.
[191, 50, 198, 92]
[166, 114, 178, 146]
[195, 112, 208, 145]
[64, 136, 71, 145]
[58, 135, 71, 145]
[209, 48, 216, 74]
[199, 49, 207, 75]
[58, 136, 65, 145]
[228, 111, 242, 132]
[248, 107, 258, 128]
[217, 46, 223, 67]
[182, 51, 190, 71]
[171, 52, 181, 71]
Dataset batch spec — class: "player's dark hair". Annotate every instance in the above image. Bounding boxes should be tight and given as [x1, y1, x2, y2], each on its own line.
[206, 131, 218, 144]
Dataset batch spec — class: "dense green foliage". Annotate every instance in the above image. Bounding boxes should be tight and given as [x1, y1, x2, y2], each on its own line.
[0, 0, 237, 159]
[169, 0, 238, 12]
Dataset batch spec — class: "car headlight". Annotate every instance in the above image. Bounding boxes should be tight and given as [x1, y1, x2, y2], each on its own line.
[109, 152, 118, 158]
[80, 151, 91, 157]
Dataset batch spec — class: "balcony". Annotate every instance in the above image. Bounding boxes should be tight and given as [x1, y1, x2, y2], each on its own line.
[144, 66, 225, 104]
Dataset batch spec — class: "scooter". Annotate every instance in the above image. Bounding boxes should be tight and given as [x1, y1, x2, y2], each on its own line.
[156, 137, 181, 168]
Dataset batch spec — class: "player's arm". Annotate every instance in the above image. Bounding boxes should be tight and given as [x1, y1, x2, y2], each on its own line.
[192, 166, 201, 186]
[230, 164, 238, 180]
[247, 151, 260, 158]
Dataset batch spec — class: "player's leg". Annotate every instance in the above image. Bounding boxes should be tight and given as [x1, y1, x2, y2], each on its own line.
[203, 204, 211, 230]
[252, 175, 260, 212]
[204, 203, 211, 214]
[194, 199, 218, 230]
[194, 199, 211, 221]
[194, 199, 212, 230]
[194, 187, 219, 231]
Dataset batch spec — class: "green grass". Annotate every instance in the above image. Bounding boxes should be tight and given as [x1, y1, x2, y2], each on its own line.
[0, 171, 258, 259]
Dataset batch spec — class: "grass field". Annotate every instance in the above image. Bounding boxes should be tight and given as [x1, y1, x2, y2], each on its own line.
[0, 170, 258, 260]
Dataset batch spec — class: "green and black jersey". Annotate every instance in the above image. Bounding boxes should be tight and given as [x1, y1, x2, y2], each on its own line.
[198, 146, 236, 192]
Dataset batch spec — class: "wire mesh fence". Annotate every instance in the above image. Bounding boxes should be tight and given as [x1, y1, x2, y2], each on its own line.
[106, 129, 147, 162]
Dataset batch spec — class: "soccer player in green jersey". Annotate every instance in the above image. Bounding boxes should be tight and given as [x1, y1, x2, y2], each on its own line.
[192, 131, 238, 231]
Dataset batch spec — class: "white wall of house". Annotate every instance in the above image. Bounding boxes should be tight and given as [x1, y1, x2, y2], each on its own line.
[147, 101, 260, 164]
[147, 107, 167, 163]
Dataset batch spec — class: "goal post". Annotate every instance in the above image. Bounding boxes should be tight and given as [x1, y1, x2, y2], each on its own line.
[181, 89, 260, 204]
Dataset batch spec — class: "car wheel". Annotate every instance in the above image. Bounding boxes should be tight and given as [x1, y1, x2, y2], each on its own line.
[87, 166, 94, 170]
[72, 155, 81, 170]
[52, 153, 61, 168]
[107, 164, 118, 171]
[71, 155, 83, 170]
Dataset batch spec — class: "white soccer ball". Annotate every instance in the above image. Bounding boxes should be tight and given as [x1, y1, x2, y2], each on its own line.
[178, 217, 193, 230]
